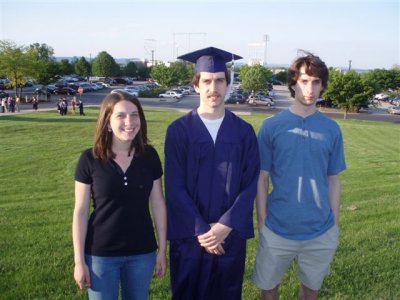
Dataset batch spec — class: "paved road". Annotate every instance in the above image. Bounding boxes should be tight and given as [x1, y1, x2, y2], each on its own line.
[2, 85, 399, 123]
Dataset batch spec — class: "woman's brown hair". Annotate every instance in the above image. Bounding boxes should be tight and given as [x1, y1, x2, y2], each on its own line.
[92, 91, 148, 160]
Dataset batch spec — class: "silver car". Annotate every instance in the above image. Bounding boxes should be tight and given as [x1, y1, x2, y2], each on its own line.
[248, 95, 274, 107]
[387, 106, 400, 115]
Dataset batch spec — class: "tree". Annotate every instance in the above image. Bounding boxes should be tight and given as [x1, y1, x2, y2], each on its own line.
[137, 66, 151, 81]
[150, 61, 193, 87]
[91, 51, 119, 77]
[239, 64, 272, 93]
[151, 63, 176, 87]
[123, 62, 138, 77]
[0, 40, 38, 96]
[364, 68, 400, 92]
[36, 60, 60, 86]
[29, 43, 54, 61]
[274, 70, 288, 84]
[75, 57, 91, 77]
[58, 59, 74, 75]
[323, 69, 378, 118]
[169, 61, 193, 85]
[29, 42, 59, 86]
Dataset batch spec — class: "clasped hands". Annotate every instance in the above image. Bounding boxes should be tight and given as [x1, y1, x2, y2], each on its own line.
[197, 223, 232, 255]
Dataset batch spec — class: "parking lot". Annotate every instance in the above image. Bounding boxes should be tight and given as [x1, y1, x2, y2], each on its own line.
[1, 83, 399, 123]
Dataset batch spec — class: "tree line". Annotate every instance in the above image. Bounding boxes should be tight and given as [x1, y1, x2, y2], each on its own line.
[0, 40, 151, 95]
[1, 40, 399, 113]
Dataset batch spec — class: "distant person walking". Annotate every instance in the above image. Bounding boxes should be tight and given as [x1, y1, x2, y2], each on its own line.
[32, 97, 38, 111]
[71, 96, 77, 114]
[1, 97, 6, 113]
[15, 96, 20, 112]
[9, 97, 15, 113]
[78, 100, 85, 116]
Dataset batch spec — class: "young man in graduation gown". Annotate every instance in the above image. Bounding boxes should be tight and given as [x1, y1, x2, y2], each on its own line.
[164, 47, 260, 300]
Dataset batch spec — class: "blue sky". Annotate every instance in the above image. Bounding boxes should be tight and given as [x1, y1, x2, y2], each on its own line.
[0, 0, 399, 70]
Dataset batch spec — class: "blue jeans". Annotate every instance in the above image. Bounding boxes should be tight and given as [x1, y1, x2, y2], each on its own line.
[85, 251, 156, 300]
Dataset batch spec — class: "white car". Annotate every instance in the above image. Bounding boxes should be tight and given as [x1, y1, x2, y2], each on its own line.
[97, 81, 110, 88]
[247, 95, 274, 107]
[111, 88, 139, 97]
[387, 106, 400, 115]
[159, 90, 183, 99]
[90, 83, 102, 90]
[181, 86, 195, 94]
[374, 93, 390, 101]
[124, 86, 140, 95]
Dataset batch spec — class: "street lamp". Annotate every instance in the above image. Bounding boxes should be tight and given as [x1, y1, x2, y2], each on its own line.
[144, 39, 156, 66]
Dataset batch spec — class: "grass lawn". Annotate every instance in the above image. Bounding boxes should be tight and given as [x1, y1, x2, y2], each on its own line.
[0, 107, 399, 299]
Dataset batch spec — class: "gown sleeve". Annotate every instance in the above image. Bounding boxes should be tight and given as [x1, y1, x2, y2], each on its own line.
[218, 123, 260, 239]
[165, 122, 211, 240]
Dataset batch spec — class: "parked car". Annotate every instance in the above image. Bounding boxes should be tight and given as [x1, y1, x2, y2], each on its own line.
[181, 85, 195, 94]
[159, 90, 183, 99]
[34, 88, 51, 96]
[389, 96, 400, 106]
[356, 103, 370, 113]
[124, 86, 139, 96]
[172, 88, 185, 95]
[54, 87, 76, 95]
[0, 91, 9, 98]
[113, 78, 130, 85]
[77, 83, 94, 92]
[91, 83, 104, 90]
[24, 80, 33, 87]
[54, 81, 68, 88]
[387, 106, 400, 115]
[374, 93, 390, 101]
[247, 95, 274, 106]
[90, 83, 102, 90]
[0, 78, 12, 90]
[316, 98, 334, 107]
[46, 85, 58, 94]
[225, 93, 245, 104]
[97, 81, 111, 88]
[111, 88, 138, 97]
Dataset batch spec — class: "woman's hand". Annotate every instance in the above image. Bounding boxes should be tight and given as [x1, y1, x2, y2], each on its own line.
[154, 250, 167, 278]
[74, 262, 91, 290]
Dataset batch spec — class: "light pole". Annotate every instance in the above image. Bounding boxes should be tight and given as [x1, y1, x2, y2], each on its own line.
[144, 39, 156, 66]
[89, 53, 92, 79]
[173, 32, 207, 60]
[264, 34, 269, 66]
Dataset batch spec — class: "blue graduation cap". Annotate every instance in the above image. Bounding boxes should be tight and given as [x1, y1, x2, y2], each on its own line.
[177, 46, 242, 73]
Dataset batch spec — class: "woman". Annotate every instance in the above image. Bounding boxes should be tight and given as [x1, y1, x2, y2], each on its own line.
[72, 91, 167, 299]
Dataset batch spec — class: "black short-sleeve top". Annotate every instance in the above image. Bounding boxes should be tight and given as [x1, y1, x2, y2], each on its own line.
[75, 145, 163, 256]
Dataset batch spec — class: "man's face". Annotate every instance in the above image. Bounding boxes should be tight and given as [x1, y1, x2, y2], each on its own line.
[195, 72, 228, 109]
[292, 65, 323, 106]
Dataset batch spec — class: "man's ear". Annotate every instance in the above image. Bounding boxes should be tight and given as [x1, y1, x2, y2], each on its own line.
[194, 85, 200, 93]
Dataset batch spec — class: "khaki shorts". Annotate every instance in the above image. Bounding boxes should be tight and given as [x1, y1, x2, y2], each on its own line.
[252, 225, 339, 291]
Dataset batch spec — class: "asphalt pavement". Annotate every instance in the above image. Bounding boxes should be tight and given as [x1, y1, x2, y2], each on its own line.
[1, 85, 399, 123]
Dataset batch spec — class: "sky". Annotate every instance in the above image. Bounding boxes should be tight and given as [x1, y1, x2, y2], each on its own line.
[0, 0, 399, 70]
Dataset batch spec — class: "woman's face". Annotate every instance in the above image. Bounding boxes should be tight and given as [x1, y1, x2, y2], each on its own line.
[108, 100, 141, 144]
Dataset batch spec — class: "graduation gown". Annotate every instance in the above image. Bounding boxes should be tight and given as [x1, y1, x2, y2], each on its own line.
[165, 109, 260, 300]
